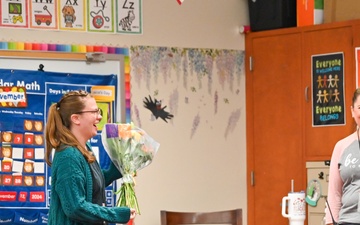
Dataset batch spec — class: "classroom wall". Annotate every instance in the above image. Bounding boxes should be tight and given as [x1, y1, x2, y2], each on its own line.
[0, 0, 248, 50]
[0, 0, 249, 224]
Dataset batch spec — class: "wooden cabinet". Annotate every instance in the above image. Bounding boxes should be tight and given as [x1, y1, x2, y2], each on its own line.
[246, 32, 304, 225]
[303, 26, 355, 160]
[246, 20, 358, 225]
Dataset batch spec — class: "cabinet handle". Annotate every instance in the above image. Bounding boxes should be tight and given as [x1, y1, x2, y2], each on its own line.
[250, 171, 255, 186]
[249, 56, 253, 71]
[305, 86, 309, 102]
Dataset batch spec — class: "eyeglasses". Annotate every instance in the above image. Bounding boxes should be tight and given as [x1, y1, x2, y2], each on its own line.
[75, 108, 102, 116]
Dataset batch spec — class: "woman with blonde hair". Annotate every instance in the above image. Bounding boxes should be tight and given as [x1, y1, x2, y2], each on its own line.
[326, 88, 360, 225]
[45, 90, 136, 225]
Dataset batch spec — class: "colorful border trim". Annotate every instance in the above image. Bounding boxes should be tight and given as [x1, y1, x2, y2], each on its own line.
[0, 41, 131, 123]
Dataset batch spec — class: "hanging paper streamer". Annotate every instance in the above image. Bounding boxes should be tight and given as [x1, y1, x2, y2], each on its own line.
[177, 0, 184, 5]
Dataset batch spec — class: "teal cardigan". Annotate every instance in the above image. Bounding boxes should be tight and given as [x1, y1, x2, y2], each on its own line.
[48, 145, 130, 225]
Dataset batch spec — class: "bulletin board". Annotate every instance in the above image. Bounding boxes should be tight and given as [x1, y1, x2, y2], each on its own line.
[0, 51, 126, 224]
[0, 51, 126, 122]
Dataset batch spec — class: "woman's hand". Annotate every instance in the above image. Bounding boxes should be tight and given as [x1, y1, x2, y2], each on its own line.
[130, 208, 136, 219]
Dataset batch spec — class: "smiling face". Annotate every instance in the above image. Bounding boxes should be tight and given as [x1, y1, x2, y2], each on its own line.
[351, 89, 360, 127]
[351, 96, 360, 127]
[2, 132, 12, 142]
[34, 121, 43, 131]
[24, 120, 33, 130]
[36, 176, 44, 186]
[23, 162, 33, 173]
[24, 176, 33, 186]
[34, 135, 43, 145]
[2, 147, 11, 158]
[71, 96, 102, 142]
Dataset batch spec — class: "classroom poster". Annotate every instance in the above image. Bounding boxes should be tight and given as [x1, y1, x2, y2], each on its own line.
[312, 52, 345, 126]
[29, 0, 58, 29]
[87, 0, 115, 32]
[116, 0, 142, 34]
[0, 69, 117, 224]
[0, 0, 143, 34]
[0, 0, 29, 28]
[59, 0, 86, 31]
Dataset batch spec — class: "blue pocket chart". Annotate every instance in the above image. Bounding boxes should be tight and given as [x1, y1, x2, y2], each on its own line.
[0, 68, 119, 224]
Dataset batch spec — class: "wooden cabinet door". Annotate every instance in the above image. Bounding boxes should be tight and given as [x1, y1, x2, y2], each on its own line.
[246, 32, 305, 225]
[302, 26, 355, 160]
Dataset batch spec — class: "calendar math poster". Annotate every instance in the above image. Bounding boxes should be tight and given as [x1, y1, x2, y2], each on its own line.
[0, 69, 117, 224]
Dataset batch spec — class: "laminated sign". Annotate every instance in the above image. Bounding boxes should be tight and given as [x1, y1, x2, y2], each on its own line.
[312, 52, 345, 126]
[0, 87, 27, 108]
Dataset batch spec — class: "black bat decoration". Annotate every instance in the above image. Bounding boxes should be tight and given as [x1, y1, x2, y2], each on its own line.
[143, 95, 174, 123]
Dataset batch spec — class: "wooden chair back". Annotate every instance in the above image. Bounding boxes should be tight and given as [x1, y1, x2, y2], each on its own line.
[160, 208, 242, 225]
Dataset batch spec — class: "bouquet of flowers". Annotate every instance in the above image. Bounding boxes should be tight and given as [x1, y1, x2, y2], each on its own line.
[101, 123, 160, 214]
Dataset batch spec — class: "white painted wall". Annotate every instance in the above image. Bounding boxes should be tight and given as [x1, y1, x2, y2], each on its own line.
[0, 0, 248, 50]
[0, 0, 250, 224]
